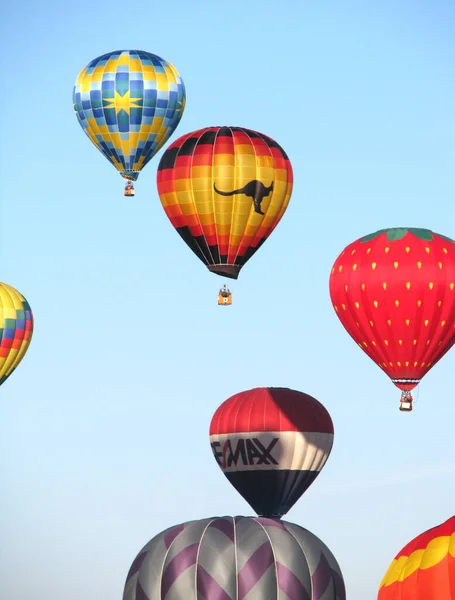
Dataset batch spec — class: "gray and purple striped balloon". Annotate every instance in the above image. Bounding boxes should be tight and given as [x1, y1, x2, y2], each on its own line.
[123, 516, 345, 600]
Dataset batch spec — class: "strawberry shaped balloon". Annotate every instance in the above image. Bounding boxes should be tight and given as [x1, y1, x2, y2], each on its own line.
[329, 227, 455, 411]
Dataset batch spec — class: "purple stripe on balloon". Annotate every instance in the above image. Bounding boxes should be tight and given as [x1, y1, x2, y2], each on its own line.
[209, 518, 235, 542]
[163, 523, 185, 549]
[256, 517, 286, 529]
[135, 581, 150, 600]
[277, 562, 310, 600]
[197, 565, 233, 600]
[331, 568, 346, 600]
[311, 552, 332, 600]
[161, 542, 199, 597]
[238, 541, 274, 600]
[125, 550, 147, 582]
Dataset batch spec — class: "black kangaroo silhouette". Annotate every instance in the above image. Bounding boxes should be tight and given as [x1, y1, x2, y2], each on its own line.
[213, 180, 274, 215]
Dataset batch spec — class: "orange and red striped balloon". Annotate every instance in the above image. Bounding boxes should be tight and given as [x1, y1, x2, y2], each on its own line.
[157, 126, 293, 279]
[378, 515, 455, 599]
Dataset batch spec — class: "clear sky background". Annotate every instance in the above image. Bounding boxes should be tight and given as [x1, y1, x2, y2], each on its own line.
[1, 1, 454, 599]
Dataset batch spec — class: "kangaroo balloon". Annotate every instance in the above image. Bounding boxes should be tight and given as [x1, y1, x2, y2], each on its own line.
[157, 126, 293, 279]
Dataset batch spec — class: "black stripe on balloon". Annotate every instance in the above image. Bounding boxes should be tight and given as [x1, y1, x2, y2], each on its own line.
[225, 470, 320, 518]
[198, 130, 219, 145]
[217, 127, 234, 138]
[176, 227, 218, 266]
[233, 237, 268, 267]
[157, 146, 179, 171]
[230, 128, 289, 159]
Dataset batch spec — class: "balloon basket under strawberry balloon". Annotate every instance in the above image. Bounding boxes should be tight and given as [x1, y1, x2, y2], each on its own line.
[329, 227, 455, 413]
[121, 387, 347, 600]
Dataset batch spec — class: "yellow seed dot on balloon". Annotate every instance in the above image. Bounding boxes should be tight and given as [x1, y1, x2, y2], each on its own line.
[443, 248, 448, 254]
[389, 362, 393, 367]
[363, 341, 368, 347]
[342, 304, 346, 310]
[406, 282, 411, 289]
[351, 249, 356, 255]
[338, 265, 343, 272]
[361, 283, 366, 291]
[441, 320, 446, 326]
[398, 340, 403, 345]
[397, 361, 402, 367]
[405, 361, 409, 367]
[366, 248, 371, 254]
[355, 301, 360, 309]
[425, 247, 430, 253]
[413, 340, 417, 345]
[372, 262, 377, 269]
[345, 285, 348, 292]
[331, 268, 335, 275]
[450, 283, 454, 290]
[429, 282, 434, 290]
[427, 362, 432, 367]
[372, 341, 377, 346]
[353, 264, 357, 271]
[421, 361, 426, 366]
[356, 321, 360, 327]
[384, 340, 389, 345]
[414, 361, 418, 366]
[383, 282, 387, 290]
[387, 320, 392, 326]
[374, 300, 379, 308]
[417, 261, 422, 268]
[438, 300, 442, 307]
[334, 306, 339, 312]
[405, 247, 411, 253]
[406, 319, 410, 326]
[383, 362, 387, 367]
[358, 343, 362, 348]
[426, 340, 430, 345]
[417, 300, 422, 307]
[438, 262, 443, 269]
[395, 300, 400, 307]
[394, 261, 399, 268]
[424, 319, 429, 326]
[369, 320, 374, 327]
[385, 247, 390, 253]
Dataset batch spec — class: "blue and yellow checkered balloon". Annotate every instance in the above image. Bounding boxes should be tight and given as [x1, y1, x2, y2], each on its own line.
[73, 50, 186, 183]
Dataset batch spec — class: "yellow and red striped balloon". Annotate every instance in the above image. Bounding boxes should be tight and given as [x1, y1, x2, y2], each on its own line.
[0, 282, 34, 388]
[157, 126, 293, 279]
[378, 515, 455, 599]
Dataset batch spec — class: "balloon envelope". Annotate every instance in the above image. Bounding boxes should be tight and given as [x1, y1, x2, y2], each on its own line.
[209, 387, 334, 517]
[329, 227, 455, 393]
[378, 515, 455, 599]
[157, 126, 293, 279]
[123, 516, 345, 600]
[0, 282, 33, 387]
[73, 50, 186, 182]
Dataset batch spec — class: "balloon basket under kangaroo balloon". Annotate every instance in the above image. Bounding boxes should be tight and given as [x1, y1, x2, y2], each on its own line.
[217, 284, 232, 306]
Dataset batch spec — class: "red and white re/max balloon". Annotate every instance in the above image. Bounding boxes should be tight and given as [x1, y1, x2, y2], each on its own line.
[209, 387, 334, 518]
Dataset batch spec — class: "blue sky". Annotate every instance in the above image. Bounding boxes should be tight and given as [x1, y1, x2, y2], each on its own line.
[1, 1, 454, 599]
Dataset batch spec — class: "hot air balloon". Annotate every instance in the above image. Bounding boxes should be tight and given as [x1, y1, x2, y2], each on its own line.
[73, 50, 186, 196]
[123, 516, 346, 600]
[0, 282, 33, 387]
[378, 515, 455, 599]
[209, 387, 334, 518]
[156, 126, 293, 300]
[329, 227, 455, 411]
